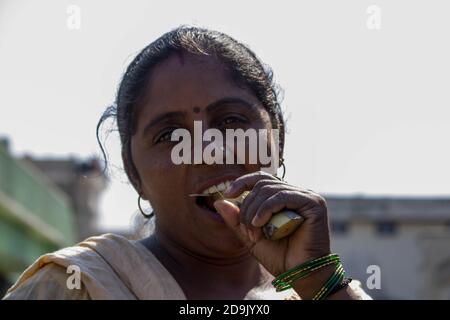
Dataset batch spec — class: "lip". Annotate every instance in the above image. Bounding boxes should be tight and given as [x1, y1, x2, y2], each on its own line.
[193, 173, 241, 195]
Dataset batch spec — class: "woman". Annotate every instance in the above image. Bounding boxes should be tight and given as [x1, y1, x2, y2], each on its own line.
[4, 26, 370, 300]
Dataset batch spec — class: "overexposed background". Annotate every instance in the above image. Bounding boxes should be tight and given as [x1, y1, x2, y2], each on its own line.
[0, 0, 449, 230]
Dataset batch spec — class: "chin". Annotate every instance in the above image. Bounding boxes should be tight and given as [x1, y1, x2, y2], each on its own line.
[200, 228, 249, 257]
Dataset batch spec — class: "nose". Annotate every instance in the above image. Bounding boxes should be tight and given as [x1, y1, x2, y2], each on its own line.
[190, 120, 231, 165]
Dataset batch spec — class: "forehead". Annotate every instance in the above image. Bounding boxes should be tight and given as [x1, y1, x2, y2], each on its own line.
[138, 53, 260, 117]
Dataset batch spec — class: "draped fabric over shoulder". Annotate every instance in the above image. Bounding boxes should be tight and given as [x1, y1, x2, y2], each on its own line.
[3, 234, 186, 299]
[3, 233, 371, 300]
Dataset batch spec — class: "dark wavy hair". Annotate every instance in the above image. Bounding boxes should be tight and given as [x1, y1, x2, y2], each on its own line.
[97, 26, 286, 193]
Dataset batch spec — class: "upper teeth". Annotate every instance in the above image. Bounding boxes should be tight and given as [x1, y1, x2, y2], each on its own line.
[202, 180, 232, 195]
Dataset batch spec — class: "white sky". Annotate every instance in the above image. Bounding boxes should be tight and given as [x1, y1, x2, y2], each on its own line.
[1, 0, 449, 230]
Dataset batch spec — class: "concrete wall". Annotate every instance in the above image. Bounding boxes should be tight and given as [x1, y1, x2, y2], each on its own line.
[331, 221, 450, 299]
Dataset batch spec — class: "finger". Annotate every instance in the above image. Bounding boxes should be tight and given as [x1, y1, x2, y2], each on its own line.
[302, 188, 324, 199]
[224, 171, 278, 197]
[239, 179, 284, 224]
[252, 190, 320, 227]
[240, 182, 296, 226]
[213, 199, 252, 245]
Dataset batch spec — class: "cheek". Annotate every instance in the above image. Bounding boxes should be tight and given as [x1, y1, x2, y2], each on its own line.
[140, 157, 179, 190]
[139, 160, 188, 216]
[131, 140, 183, 194]
[132, 136, 174, 170]
[246, 114, 275, 169]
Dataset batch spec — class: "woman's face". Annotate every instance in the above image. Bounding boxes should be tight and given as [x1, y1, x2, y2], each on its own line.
[130, 52, 274, 257]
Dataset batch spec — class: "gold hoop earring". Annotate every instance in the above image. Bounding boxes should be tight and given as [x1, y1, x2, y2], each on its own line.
[138, 195, 154, 219]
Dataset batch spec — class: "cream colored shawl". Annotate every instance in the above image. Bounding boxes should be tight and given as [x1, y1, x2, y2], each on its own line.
[3, 233, 371, 300]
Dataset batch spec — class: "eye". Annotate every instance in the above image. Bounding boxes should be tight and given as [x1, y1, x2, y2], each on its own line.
[154, 128, 177, 144]
[218, 115, 247, 126]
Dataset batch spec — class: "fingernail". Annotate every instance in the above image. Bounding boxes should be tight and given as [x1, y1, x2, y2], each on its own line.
[213, 201, 222, 212]
[251, 216, 258, 227]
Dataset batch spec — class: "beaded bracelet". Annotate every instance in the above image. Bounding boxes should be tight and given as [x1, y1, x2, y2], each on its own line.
[272, 253, 340, 292]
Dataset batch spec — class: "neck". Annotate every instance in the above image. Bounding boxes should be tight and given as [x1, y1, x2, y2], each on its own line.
[142, 230, 270, 299]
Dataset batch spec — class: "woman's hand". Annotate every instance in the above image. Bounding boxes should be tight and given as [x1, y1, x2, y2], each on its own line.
[214, 171, 333, 297]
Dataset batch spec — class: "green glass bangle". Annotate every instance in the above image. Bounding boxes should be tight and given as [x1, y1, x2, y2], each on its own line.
[272, 254, 340, 290]
[274, 256, 340, 283]
[272, 253, 341, 292]
[273, 259, 339, 291]
[313, 263, 346, 300]
[274, 253, 339, 282]
[313, 265, 342, 300]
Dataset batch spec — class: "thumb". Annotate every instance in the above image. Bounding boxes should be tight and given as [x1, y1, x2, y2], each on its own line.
[214, 199, 250, 243]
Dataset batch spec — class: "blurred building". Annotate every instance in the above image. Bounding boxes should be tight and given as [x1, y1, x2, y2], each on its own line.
[327, 195, 450, 299]
[22, 156, 108, 241]
[0, 138, 107, 296]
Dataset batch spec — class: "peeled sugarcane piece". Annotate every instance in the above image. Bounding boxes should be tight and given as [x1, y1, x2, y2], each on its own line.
[261, 210, 304, 240]
[211, 191, 304, 240]
[210, 190, 250, 207]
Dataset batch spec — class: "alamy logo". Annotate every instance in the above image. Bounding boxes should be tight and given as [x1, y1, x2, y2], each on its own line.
[66, 265, 81, 290]
[170, 121, 280, 174]
[366, 265, 381, 289]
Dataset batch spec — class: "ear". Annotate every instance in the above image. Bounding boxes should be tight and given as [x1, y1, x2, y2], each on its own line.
[122, 151, 145, 198]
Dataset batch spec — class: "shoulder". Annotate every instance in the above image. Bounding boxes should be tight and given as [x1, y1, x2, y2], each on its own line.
[3, 233, 135, 300]
[3, 233, 184, 300]
[3, 263, 90, 300]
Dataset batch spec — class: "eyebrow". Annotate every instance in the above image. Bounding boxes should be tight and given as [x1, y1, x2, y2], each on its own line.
[142, 111, 187, 138]
[205, 97, 257, 113]
[141, 96, 257, 138]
